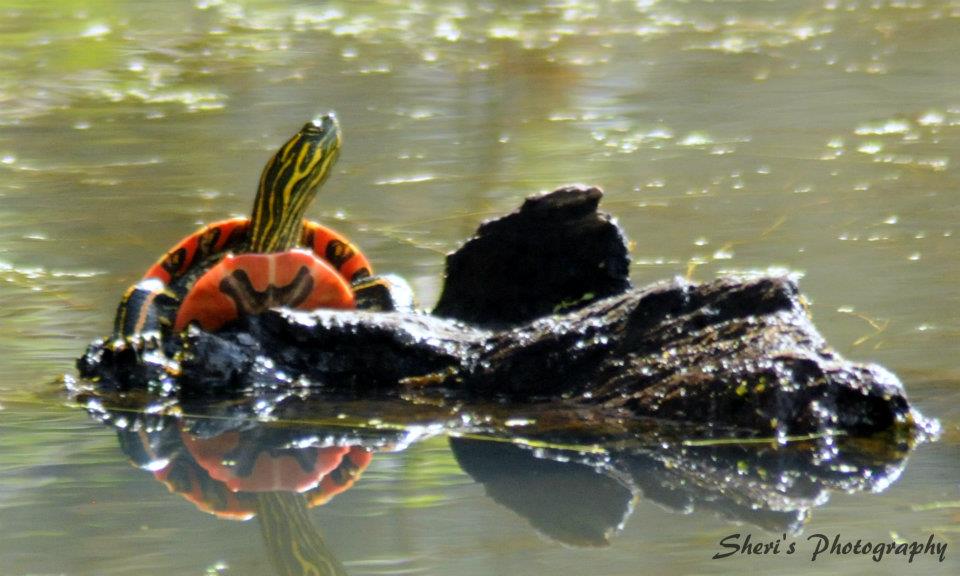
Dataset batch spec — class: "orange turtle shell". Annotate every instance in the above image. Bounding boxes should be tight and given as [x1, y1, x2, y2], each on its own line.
[154, 455, 258, 520]
[181, 430, 351, 494]
[143, 218, 373, 287]
[153, 438, 373, 519]
[304, 447, 373, 507]
[174, 249, 355, 332]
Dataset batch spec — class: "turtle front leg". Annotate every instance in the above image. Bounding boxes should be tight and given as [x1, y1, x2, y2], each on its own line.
[111, 278, 179, 350]
[77, 278, 181, 390]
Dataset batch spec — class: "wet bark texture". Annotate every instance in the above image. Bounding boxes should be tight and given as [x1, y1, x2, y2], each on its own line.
[78, 185, 921, 438]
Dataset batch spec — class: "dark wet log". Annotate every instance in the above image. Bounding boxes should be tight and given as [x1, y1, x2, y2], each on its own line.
[433, 185, 631, 328]
[176, 310, 488, 396]
[464, 273, 917, 437]
[171, 272, 917, 438]
[78, 185, 925, 439]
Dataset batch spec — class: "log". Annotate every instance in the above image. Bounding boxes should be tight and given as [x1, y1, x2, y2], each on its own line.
[433, 185, 631, 327]
[77, 186, 929, 440]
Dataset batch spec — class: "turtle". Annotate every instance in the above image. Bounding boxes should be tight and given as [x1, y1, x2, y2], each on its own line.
[112, 113, 412, 345]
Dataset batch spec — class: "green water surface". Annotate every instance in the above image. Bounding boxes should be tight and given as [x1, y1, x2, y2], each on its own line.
[1, 1, 958, 574]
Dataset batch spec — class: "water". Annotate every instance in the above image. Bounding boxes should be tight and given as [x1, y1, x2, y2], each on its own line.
[1, 0, 958, 574]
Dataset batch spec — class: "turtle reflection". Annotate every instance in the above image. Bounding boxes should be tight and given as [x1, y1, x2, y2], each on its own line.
[128, 427, 367, 575]
[85, 395, 420, 576]
[151, 429, 372, 519]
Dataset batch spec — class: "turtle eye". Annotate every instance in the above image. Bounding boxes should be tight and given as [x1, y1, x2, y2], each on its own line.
[305, 112, 338, 135]
[303, 120, 326, 135]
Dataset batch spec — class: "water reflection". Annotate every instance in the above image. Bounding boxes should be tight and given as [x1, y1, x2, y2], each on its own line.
[127, 425, 372, 518]
[76, 384, 918, 575]
[146, 426, 370, 576]
[454, 430, 913, 541]
[86, 395, 416, 576]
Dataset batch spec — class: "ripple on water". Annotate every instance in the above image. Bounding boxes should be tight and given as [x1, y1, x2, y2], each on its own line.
[345, 556, 425, 576]
[374, 174, 436, 186]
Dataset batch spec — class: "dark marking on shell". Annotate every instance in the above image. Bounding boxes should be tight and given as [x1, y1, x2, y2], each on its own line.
[324, 239, 355, 271]
[161, 248, 187, 277]
[302, 227, 316, 249]
[197, 226, 222, 260]
[350, 267, 371, 282]
[218, 267, 315, 317]
[225, 224, 248, 251]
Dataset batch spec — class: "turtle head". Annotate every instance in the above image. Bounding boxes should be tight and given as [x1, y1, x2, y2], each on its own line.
[247, 113, 342, 252]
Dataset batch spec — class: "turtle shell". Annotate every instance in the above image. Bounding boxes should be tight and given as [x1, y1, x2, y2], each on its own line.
[154, 442, 373, 519]
[174, 250, 355, 332]
[112, 219, 370, 339]
[143, 218, 372, 291]
[304, 447, 373, 506]
[180, 429, 351, 493]
[154, 453, 258, 520]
